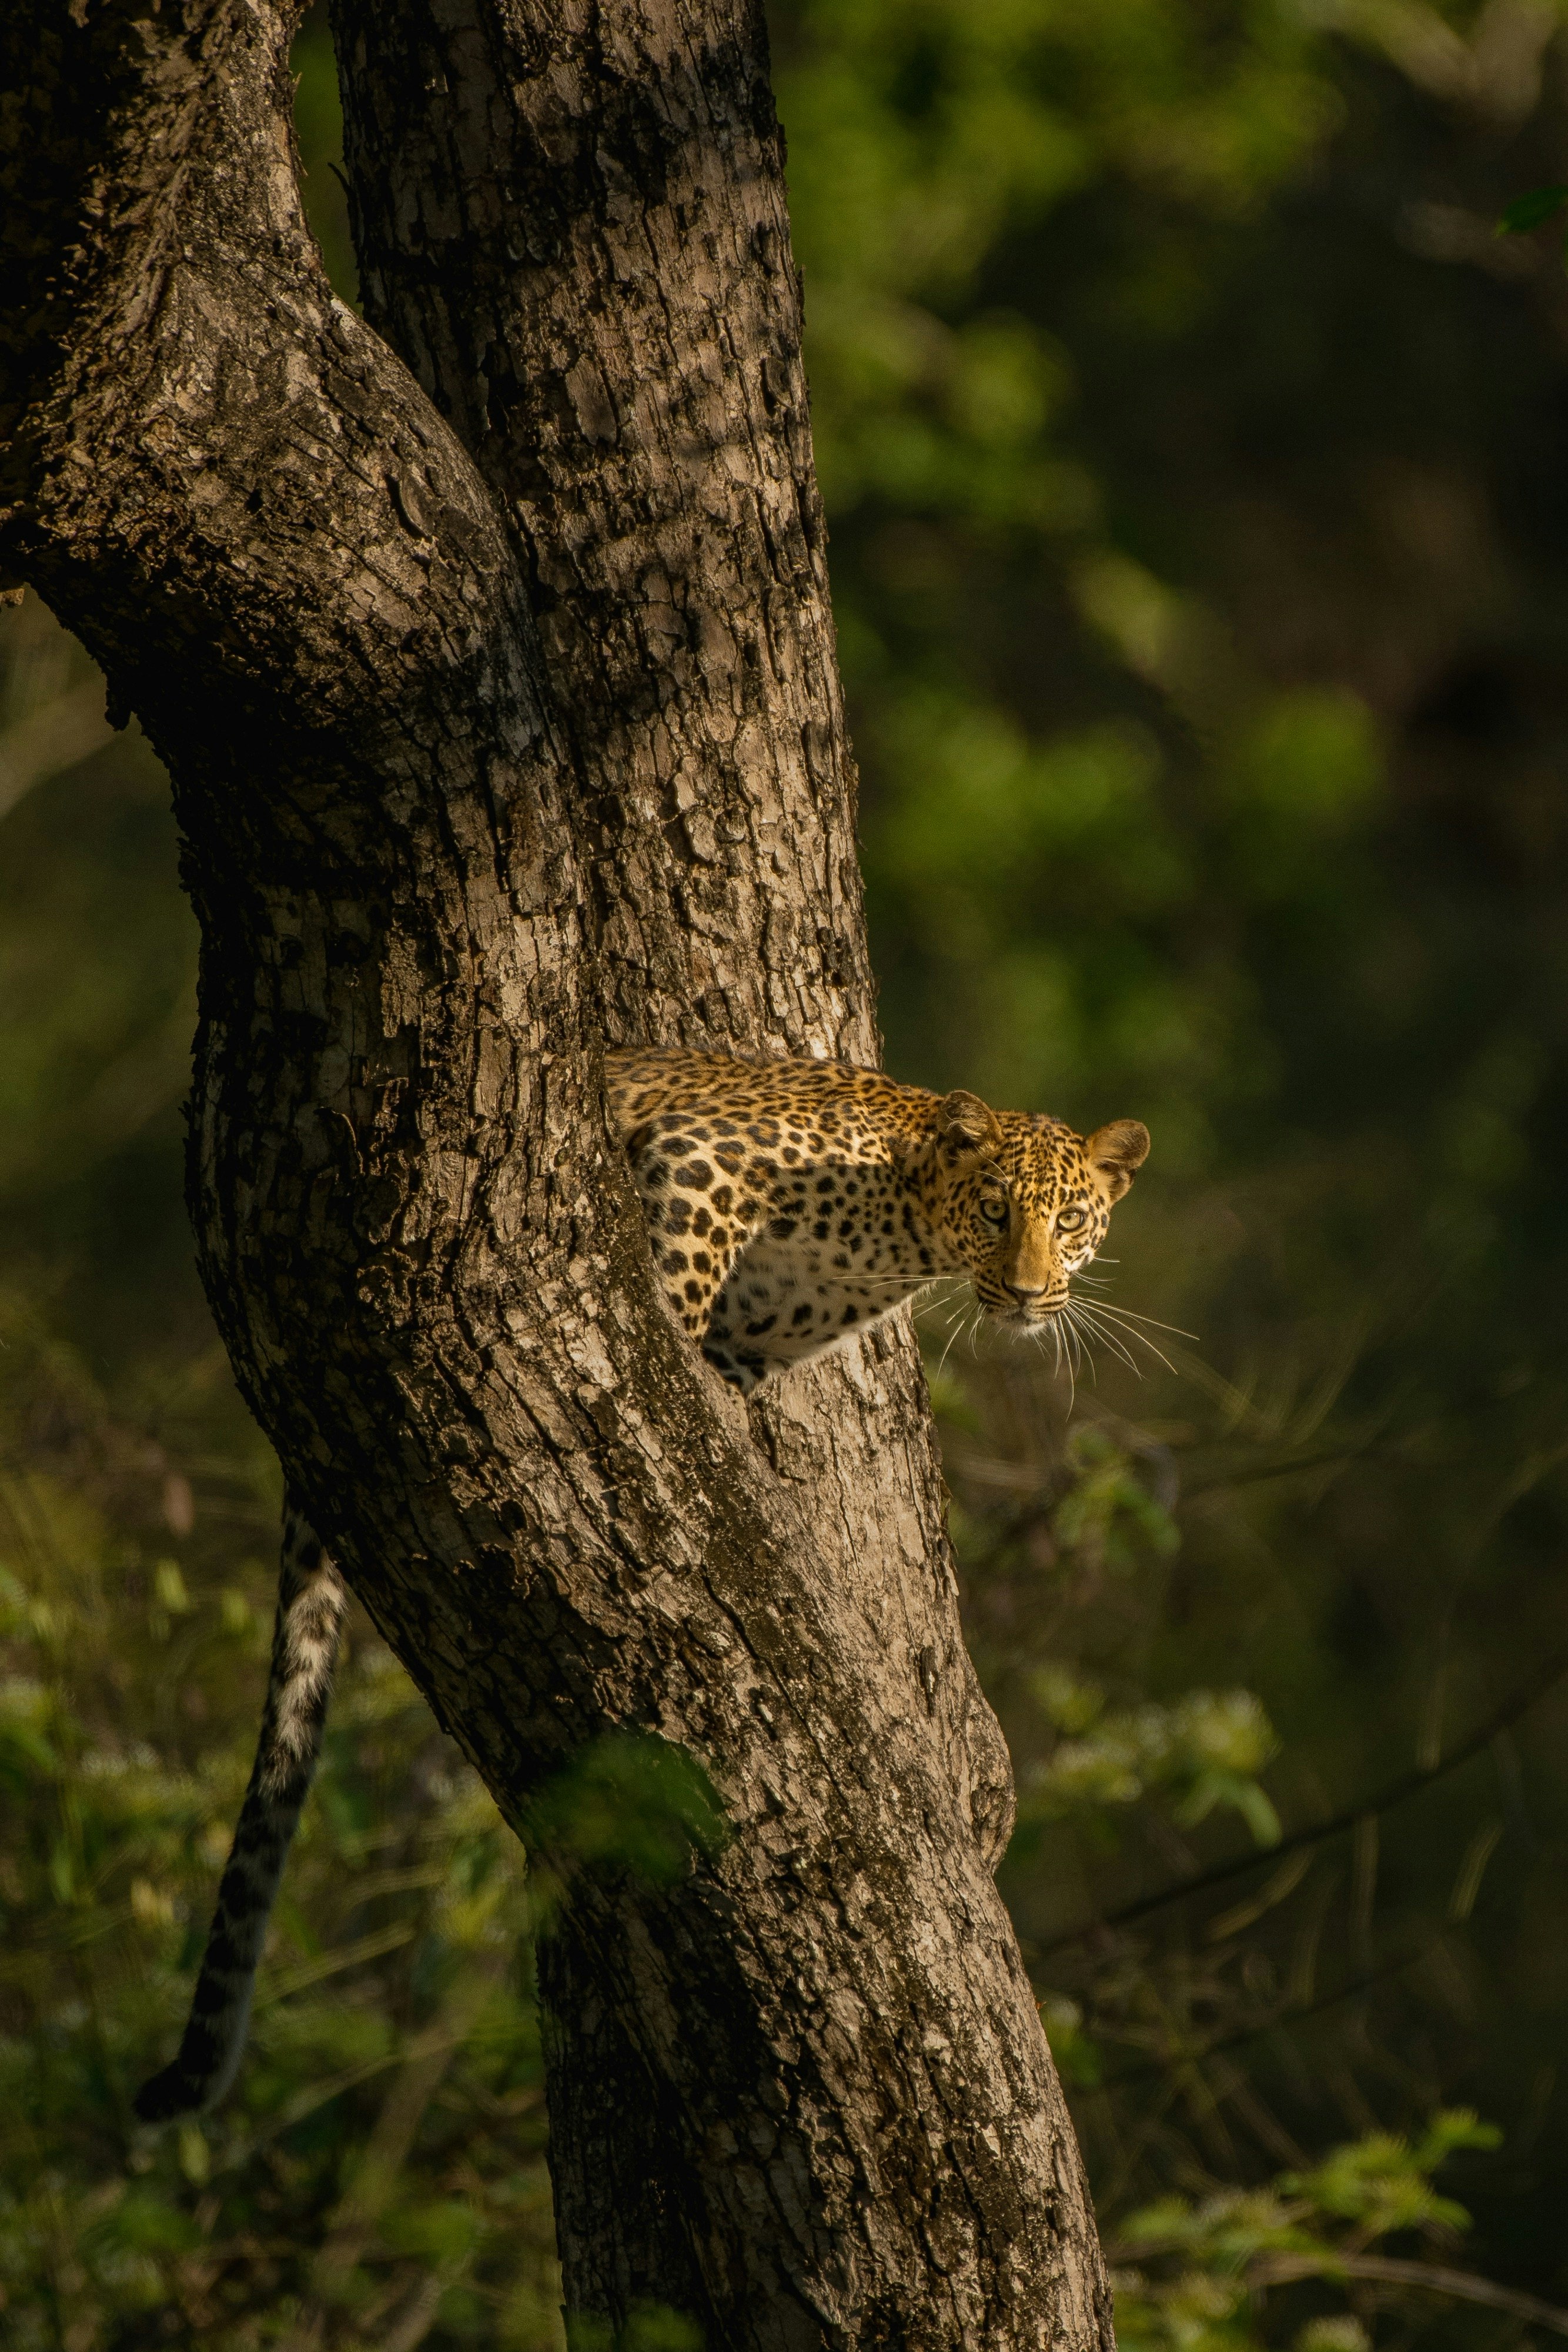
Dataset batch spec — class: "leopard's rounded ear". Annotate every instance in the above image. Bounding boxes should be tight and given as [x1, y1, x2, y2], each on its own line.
[937, 1088, 1004, 1165]
[1085, 1118, 1150, 1202]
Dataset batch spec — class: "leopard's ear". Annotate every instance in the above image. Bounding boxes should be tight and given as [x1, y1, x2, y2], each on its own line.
[934, 1088, 1004, 1167]
[891, 1088, 1004, 1173]
[1085, 1118, 1150, 1202]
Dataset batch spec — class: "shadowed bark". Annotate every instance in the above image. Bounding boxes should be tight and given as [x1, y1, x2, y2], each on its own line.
[0, 1, 1115, 2342]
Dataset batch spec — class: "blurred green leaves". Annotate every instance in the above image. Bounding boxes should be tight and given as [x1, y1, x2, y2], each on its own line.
[1051, 1426, 1181, 1573]
[1496, 183, 1568, 233]
[1021, 1677, 1282, 1846]
[0, 1306, 740, 2347]
[564, 2306, 705, 2352]
[966, 1423, 1282, 1858]
[0, 1665, 57, 1789]
[1112, 2112, 1507, 2352]
[1282, 2110, 1502, 2235]
[524, 1732, 730, 1920]
[0, 1350, 558, 2348]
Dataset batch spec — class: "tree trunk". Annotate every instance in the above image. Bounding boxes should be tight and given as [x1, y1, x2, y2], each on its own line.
[0, 2, 1115, 2343]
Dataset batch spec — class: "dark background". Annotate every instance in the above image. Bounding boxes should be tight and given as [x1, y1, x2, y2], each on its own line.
[6, 2, 1568, 2342]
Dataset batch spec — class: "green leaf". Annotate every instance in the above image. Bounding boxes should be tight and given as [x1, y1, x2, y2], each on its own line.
[1038, 1993, 1102, 2089]
[529, 1732, 731, 1890]
[1412, 2107, 1503, 2168]
[153, 1560, 193, 1615]
[0, 1717, 57, 1789]
[176, 2119, 209, 2185]
[111, 2189, 203, 2255]
[1497, 185, 1568, 235]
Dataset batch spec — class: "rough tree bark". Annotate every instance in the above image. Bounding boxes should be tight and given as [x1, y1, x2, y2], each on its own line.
[0, 2, 1116, 2344]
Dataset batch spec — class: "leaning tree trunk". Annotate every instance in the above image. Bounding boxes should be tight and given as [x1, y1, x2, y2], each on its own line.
[0, 2, 1115, 2343]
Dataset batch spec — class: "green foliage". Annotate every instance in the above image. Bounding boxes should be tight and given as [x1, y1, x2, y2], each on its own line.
[1280, 2110, 1500, 2235]
[564, 2308, 704, 2352]
[1113, 2112, 1504, 2352]
[1496, 183, 1568, 233]
[524, 1732, 730, 1913]
[1021, 1672, 1282, 1847]
[771, 0, 1396, 1142]
[0, 1318, 561, 2348]
[1051, 1427, 1181, 1573]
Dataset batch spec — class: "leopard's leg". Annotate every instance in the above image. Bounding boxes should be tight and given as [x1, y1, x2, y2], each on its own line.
[624, 1118, 770, 1381]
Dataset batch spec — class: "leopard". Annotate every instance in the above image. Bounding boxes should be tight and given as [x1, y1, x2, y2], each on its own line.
[136, 1050, 1147, 2120]
[606, 1047, 1149, 1391]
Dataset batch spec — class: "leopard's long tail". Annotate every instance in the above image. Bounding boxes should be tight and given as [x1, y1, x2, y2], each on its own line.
[135, 1496, 347, 2122]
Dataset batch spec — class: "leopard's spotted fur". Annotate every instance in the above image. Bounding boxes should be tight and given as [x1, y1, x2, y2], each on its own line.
[607, 1048, 1149, 1391]
[135, 1501, 346, 2121]
[136, 1050, 1146, 2121]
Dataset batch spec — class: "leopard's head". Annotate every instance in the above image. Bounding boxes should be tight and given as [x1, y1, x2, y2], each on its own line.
[909, 1090, 1149, 1329]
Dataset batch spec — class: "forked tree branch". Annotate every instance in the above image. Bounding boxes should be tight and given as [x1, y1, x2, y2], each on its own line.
[0, 3, 1115, 2341]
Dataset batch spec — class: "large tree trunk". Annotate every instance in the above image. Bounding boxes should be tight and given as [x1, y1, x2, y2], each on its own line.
[0, 2, 1115, 2343]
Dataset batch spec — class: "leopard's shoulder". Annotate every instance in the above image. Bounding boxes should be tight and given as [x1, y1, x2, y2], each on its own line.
[604, 1047, 938, 1153]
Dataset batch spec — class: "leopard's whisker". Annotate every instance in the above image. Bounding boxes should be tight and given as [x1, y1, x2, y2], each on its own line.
[1086, 1308, 1194, 1364]
[1076, 1300, 1198, 1341]
[1078, 1295, 1179, 1339]
[1065, 1302, 1141, 1378]
[1072, 1314, 1142, 1378]
[1061, 1305, 1104, 1385]
[859, 1270, 964, 1285]
[911, 1292, 963, 1327]
[933, 1311, 968, 1385]
[1072, 1303, 1181, 1376]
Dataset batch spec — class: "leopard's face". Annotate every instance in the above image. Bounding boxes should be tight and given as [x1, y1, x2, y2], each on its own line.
[920, 1097, 1150, 1331]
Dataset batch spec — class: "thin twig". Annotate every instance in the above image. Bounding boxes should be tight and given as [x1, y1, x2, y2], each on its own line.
[1085, 1942, 1425, 2094]
[1247, 2252, 1568, 2337]
[1032, 1640, 1568, 1956]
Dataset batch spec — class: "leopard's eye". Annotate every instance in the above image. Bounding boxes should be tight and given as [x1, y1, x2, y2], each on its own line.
[979, 1196, 1009, 1227]
[1056, 1205, 1087, 1232]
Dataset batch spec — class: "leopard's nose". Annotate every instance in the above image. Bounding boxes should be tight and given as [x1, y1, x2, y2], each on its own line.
[1005, 1281, 1048, 1304]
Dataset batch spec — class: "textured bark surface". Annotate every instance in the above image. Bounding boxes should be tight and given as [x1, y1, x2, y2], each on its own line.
[0, 3, 1115, 2344]
[330, 0, 869, 1063]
